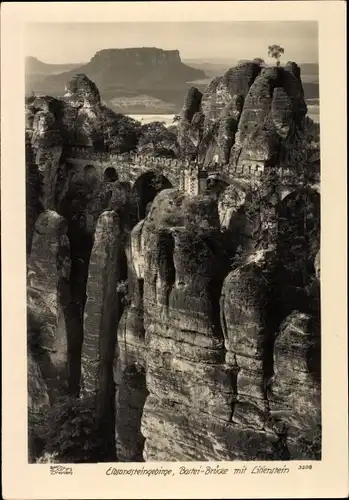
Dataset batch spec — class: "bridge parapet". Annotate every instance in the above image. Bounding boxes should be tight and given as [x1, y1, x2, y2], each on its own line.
[67, 147, 190, 169]
[65, 152, 190, 189]
[65, 148, 319, 195]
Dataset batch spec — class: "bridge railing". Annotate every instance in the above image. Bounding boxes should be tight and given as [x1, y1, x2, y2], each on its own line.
[67, 147, 194, 169]
[65, 147, 320, 185]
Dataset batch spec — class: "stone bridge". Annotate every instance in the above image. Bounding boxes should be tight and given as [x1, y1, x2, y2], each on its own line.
[65, 148, 320, 201]
[65, 150, 185, 189]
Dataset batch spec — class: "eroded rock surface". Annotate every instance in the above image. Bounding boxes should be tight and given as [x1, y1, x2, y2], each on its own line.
[26, 65, 321, 463]
[82, 211, 122, 398]
[140, 191, 234, 460]
[27, 210, 71, 402]
[270, 311, 321, 459]
[138, 185, 320, 461]
[178, 61, 309, 169]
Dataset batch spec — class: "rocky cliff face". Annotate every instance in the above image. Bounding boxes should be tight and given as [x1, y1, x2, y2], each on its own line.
[26, 76, 135, 458]
[177, 61, 310, 168]
[113, 181, 320, 461]
[26, 74, 178, 158]
[27, 67, 321, 463]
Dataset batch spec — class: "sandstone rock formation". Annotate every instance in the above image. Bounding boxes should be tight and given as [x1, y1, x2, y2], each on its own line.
[82, 211, 122, 399]
[26, 65, 321, 463]
[26, 97, 63, 211]
[27, 210, 71, 403]
[177, 60, 310, 169]
[79, 209, 125, 454]
[140, 192, 230, 459]
[269, 310, 321, 459]
[27, 351, 51, 462]
[114, 219, 148, 461]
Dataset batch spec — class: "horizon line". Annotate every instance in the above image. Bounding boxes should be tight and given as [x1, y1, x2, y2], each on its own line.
[25, 52, 319, 66]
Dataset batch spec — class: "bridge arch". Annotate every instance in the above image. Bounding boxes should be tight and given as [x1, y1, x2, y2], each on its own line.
[208, 171, 320, 203]
[280, 182, 320, 201]
[206, 175, 230, 197]
[103, 166, 119, 182]
[208, 173, 232, 186]
[278, 187, 320, 208]
[132, 171, 173, 220]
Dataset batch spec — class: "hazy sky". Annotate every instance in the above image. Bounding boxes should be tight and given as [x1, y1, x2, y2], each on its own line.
[25, 21, 318, 64]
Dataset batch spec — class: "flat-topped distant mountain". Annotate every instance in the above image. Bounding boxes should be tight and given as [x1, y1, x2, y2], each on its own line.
[25, 48, 206, 113]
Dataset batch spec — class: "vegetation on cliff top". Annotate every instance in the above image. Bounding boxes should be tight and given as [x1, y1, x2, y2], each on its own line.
[268, 44, 285, 67]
